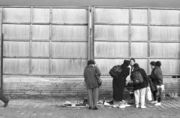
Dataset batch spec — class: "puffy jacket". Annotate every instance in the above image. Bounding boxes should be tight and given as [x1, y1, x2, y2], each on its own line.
[150, 67, 163, 85]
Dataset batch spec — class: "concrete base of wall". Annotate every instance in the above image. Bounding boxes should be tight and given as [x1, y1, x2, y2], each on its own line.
[3, 75, 180, 98]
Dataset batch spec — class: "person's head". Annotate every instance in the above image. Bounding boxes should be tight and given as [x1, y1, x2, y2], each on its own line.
[133, 63, 140, 70]
[87, 60, 95, 66]
[155, 61, 161, 67]
[150, 61, 156, 69]
[122, 60, 130, 68]
[130, 58, 136, 66]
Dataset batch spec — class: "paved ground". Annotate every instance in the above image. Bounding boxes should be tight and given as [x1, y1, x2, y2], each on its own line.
[0, 97, 180, 118]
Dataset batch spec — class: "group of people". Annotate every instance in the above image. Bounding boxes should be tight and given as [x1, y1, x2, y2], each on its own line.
[83, 58, 164, 110]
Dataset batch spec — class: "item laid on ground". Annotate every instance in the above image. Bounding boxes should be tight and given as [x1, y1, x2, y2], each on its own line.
[64, 101, 72, 106]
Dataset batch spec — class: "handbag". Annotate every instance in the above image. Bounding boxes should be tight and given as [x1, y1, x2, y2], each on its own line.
[96, 76, 102, 87]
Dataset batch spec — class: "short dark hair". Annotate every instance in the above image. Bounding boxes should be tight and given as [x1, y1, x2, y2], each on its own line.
[155, 61, 161, 67]
[150, 61, 156, 66]
[134, 63, 140, 70]
[123, 60, 130, 67]
[87, 60, 95, 65]
[130, 58, 135, 62]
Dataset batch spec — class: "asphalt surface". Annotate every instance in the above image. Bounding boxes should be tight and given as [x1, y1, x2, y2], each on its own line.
[0, 97, 180, 118]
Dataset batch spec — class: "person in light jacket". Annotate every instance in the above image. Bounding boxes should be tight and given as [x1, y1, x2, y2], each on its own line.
[84, 60, 101, 110]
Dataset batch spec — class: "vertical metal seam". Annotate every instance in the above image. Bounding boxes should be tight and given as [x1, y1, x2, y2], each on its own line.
[1, 7, 4, 91]
[147, 8, 151, 74]
[91, 6, 95, 60]
[129, 8, 132, 58]
[49, 7, 52, 75]
[29, 7, 33, 75]
[87, 6, 91, 60]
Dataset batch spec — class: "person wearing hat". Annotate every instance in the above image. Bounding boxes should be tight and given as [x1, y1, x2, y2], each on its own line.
[84, 60, 101, 110]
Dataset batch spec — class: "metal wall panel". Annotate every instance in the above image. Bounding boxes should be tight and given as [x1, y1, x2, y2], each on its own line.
[51, 59, 86, 75]
[3, 42, 29, 57]
[150, 59, 180, 75]
[32, 25, 49, 41]
[32, 8, 50, 23]
[3, 24, 30, 40]
[95, 8, 129, 24]
[52, 25, 87, 41]
[150, 26, 180, 42]
[131, 9, 148, 24]
[94, 25, 129, 41]
[3, 59, 29, 74]
[135, 59, 148, 73]
[31, 42, 49, 57]
[52, 42, 87, 58]
[150, 10, 180, 25]
[150, 43, 180, 58]
[31, 59, 49, 75]
[52, 9, 88, 24]
[131, 26, 148, 41]
[3, 8, 30, 23]
[94, 42, 129, 58]
[131, 43, 148, 57]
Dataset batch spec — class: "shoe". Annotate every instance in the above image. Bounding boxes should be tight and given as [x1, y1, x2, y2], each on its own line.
[4, 100, 9, 107]
[135, 105, 139, 108]
[107, 100, 114, 105]
[151, 101, 158, 104]
[141, 106, 147, 109]
[155, 102, 161, 106]
[93, 106, 98, 110]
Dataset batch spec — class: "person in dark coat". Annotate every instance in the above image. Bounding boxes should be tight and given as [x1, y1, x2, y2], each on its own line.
[84, 60, 101, 110]
[131, 63, 148, 108]
[112, 60, 130, 108]
[148, 61, 157, 103]
[150, 61, 163, 106]
[0, 90, 9, 107]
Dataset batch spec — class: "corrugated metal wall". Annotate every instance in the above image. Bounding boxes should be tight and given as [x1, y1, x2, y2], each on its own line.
[0, 7, 179, 97]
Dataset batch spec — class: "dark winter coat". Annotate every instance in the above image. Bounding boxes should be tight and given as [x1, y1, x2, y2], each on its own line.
[84, 65, 101, 89]
[131, 68, 148, 91]
[112, 65, 130, 101]
[150, 67, 163, 86]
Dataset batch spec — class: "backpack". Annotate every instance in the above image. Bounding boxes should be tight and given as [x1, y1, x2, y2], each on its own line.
[131, 71, 144, 84]
[109, 65, 122, 78]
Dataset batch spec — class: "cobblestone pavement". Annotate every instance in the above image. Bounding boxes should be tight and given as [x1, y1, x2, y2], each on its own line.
[0, 98, 180, 118]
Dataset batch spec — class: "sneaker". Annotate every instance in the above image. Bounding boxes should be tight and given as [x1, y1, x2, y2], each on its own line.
[93, 106, 98, 110]
[141, 106, 147, 109]
[151, 101, 158, 104]
[135, 105, 139, 108]
[155, 102, 161, 106]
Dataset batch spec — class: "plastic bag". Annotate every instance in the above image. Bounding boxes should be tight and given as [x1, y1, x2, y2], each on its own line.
[146, 86, 152, 101]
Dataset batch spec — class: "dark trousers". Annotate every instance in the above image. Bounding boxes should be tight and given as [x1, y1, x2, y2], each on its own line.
[152, 87, 162, 102]
[113, 79, 125, 101]
[0, 92, 9, 103]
